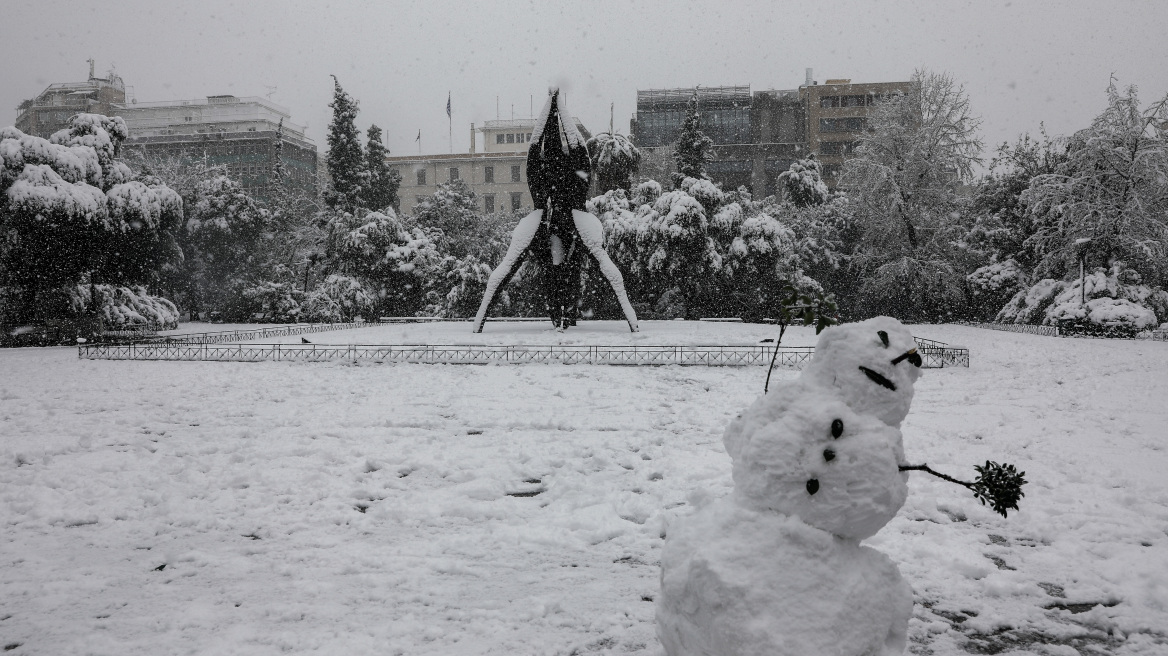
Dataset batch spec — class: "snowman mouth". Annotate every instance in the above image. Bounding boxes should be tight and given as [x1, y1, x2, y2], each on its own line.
[858, 366, 897, 391]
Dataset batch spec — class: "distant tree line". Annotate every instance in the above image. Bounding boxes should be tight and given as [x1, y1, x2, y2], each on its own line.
[4, 70, 1166, 340]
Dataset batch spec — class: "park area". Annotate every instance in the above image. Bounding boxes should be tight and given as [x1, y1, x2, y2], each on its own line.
[2, 322, 1167, 655]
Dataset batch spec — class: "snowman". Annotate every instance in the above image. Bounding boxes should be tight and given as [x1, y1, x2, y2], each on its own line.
[656, 316, 923, 656]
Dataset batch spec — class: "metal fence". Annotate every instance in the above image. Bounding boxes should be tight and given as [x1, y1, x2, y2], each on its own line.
[155, 322, 368, 345]
[78, 338, 968, 368]
[968, 322, 1061, 337]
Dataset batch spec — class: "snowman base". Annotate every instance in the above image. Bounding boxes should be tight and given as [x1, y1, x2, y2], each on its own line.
[657, 497, 912, 656]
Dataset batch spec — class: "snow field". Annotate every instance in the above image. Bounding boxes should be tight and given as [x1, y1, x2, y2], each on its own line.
[1, 324, 1167, 654]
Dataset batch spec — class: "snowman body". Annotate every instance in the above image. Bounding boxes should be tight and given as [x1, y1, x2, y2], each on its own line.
[657, 317, 922, 656]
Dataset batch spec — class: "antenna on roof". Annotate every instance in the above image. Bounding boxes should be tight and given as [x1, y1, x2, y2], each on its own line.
[87, 58, 95, 79]
[264, 86, 277, 99]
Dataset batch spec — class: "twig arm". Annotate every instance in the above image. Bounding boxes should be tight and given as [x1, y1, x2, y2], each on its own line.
[898, 463, 975, 490]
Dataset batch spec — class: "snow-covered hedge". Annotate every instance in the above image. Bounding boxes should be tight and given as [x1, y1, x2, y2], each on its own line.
[997, 266, 1168, 335]
[241, 281, 305, 322]
[302, 275, 373, 322]
[68, 284, 180, 330]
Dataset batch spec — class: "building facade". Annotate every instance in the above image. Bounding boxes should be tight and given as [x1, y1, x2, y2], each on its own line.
[15, 63, 128, 138]
[389, 116, 590, 216]
[112, 95, 317, 201]
[630, 71, 912, 194]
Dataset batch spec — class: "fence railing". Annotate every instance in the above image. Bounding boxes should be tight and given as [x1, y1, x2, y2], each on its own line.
[969, 322, 1167, 341]
[968, 322, 1061, 337]
[79, 338, 969, 368]
[154, 322, 368, 345]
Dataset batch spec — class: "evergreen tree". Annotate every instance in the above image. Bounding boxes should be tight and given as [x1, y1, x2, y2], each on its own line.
[672, 93, 714, 187]
[777, 156, 830, 207]
[324, 75, 367, 213]
[587, 131, 642, 193]
[362, 124, 402, 212]
[271, 118, 287, 185]
[0, 115, 182, 327]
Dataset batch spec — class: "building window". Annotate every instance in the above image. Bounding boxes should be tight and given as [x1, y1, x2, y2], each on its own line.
[415, 196, 426, 205]
[510, 191, 522, 210]
[527, 133, 532, 141]
[484, 166, 494, 183]
[820, 141, 856, 155]
[484, 194, 495, 214]
[496, 134, 505, 144]
[511, 165, 521, 182]
[449, 167, 459, 181]
[506, 133, 515, 143]
[819, 117, 867, 133]
[823, 164, 842, 179]
[417, 169, 426, 185]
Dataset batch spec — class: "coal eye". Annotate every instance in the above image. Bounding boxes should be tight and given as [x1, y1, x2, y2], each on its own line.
[908, 352, 922, 367]
[877, 331, 890, 348]
[806, 479, 819, 495]
[831, 419, 844, 438]
[823, 448, 836, 462]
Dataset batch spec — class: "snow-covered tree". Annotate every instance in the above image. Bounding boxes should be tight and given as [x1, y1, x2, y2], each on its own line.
[330, 207, 443, 316]
[411, 179, 494, 259]
[324, 76, 367, 214]
[0, 115, 182, 327]
[587, 131, 642, 193]
[777, 156, 829, 207]
[1024, 79, 1168, 287]
[362, 124, 401, 212]
[672, 94, 714, 187]
[841, 68, 984, 321]
[182, 175, 271, 315]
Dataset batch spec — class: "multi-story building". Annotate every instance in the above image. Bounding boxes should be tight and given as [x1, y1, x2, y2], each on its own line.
[630, 71, 912, 193]
[389, 116, 590, 216]
[802, 77, 912, 180]
[14, 61, 129, 138]
[112, 95, 318, 200]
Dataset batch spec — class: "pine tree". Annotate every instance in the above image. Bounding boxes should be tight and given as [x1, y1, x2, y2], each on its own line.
[362, 124, 402, 212]
[271, 118, 287, 186]
[324, 75, 367, 213]
[587, 132, 642, 193]
[672, 93, 714, 187]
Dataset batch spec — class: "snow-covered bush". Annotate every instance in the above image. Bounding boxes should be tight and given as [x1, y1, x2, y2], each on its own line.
[998, 265, 1168, 334]
[241, 281, 305, 322]
[302, 274, 373, 322]
[586, 132, 642, 193]
[777, 156, 830, 207]
[68, 284, 180, 329]
[427, 254, 494, 319]
[1, 116, 183, 327]
[966, 258, 1025, 320]
[630, 180, 662, 207]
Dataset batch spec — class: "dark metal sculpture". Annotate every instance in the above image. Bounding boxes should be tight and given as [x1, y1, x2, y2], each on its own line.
[473, 88, 639, 333]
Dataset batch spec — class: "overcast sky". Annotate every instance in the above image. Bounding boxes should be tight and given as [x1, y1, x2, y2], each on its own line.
[3, 0, 1166, 168]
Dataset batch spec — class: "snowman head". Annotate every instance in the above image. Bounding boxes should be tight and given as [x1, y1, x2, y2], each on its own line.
[802, 316, 922, 427]
[730, 395, 908, 540]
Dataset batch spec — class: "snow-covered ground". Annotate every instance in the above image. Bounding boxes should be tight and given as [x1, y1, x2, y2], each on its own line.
[2, 324, 1166, 655]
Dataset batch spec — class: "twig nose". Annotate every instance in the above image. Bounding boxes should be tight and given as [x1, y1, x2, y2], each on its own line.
[890, 348, 921, 367]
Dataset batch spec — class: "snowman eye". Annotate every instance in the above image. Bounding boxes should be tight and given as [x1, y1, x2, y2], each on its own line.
[831, 418, 843, 438]
[877, 331, 890, 348]
[806, 479, 819, 495]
